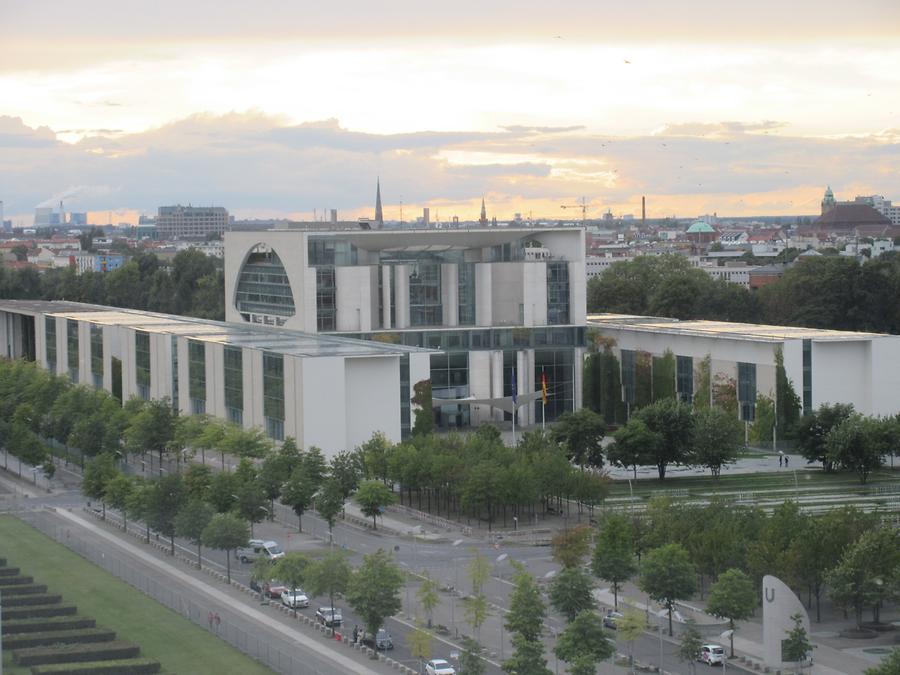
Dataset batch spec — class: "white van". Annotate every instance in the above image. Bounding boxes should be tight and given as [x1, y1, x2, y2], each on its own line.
[235, 539, 285, 563]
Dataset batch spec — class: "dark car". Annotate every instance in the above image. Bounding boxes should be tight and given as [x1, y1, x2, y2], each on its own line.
[315, 606, 343, 627]
[603, 611, 623, 629]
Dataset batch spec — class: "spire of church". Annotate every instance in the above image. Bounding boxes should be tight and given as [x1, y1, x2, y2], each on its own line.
[479, 196, 488, 226]
[375, 178, 384, 228]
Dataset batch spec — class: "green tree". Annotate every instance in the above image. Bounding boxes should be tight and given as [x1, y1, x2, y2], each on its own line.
[145, 473, 187, 556]
[281, 467, 317, 532]
[505, 563, 545, 641]
[825, 414, 886, 483]
[651, 350, 676, 402]
[865, 648, 900, 675]
[354, 479, 396, 530]
[458, 637, 486, 675]
[706, 568, 757, 657]
[607, 418, 661, 479]
[554, 609, 615, 671]
[125, 479, 151, 542]
[360, 432, 392, 483]
[417, 573, 440, 628]
[551, 523, 593, 569]
[464, 593, 490, 642]
[271, 552, 312, 617]
[222, 424, 270, 460]
[635, 398, 695, 480]
[316, 477, 346, 544]
[774, 346, 802, 438]
[468, 549, 491, 595]
[639, 543, 697, 635]
[827, 526, 900, 627]
[783, 613, 812, 674]
[103, 473, 134, 531]
[551, 408, 606, 468]
[183, 464, 213, 501]
[408, 621, 432, 670]
[251, 557, 273, 602]
[795, 403, 855, 471]
[678, 618, 703, 675]
[690, 406, 743, 477]
[411, 379, 434, 436]
[330, 449, 364, 498]
[592, 513, 637, 609]
[305, 551, 351, 619]
[175, 499, 215, 569]
[201, 512, 249, 583]
[346, 549, 405, 637]
[617, 608, 646, 673]
[124, 398, 177, 471]
[82, 453, 119, 519]
[549, 566, 595, 622]
[502, 634, 552, 675]
[234, 476, 268, 536]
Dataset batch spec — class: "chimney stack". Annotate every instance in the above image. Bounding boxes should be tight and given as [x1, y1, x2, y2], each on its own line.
[641, 196, 646, 227]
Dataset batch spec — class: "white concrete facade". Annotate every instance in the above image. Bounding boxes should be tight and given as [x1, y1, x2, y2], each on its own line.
[589, 314, 900, 418]
[0, 300, 432, 458]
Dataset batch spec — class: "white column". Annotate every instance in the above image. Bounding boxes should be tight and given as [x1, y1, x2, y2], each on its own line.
[394, 264, 410, 329]
[475, 263, 493, 326]
[490, 350, 504, 423]
[516, 350, 529, 426]
[56, 318, 67, 378]
[177, 337, 190, 415]
[78, 321, 91, 385]
[574, 347, 585, 410]
[244, 348, 263, 430]
[207, 342, 225, 419]
[381, 266, 392, 330]
[441, 263, 459, 327]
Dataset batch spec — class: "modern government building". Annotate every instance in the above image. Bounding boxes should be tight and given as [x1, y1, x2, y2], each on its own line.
[0, 223, 898, 458]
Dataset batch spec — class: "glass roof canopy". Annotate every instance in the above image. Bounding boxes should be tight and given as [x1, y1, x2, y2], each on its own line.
[0, 300, 432, 359]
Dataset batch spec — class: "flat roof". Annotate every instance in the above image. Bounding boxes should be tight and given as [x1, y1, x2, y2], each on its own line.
[587, 313, 889, 342]
[0, 300, 433, 358]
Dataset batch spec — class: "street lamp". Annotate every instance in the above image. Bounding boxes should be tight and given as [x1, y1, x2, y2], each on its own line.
[656, 609, 668, 673]
[399, 561, 412, 619]
[719, 629, 733, 673]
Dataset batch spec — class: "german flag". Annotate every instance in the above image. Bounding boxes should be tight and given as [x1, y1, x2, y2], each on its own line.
[541, 371, 549, 405]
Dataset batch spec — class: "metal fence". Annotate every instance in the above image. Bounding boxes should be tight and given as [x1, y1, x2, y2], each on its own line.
[9, 507, 339, 675]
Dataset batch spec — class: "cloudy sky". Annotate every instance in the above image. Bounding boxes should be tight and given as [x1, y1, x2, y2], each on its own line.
[2, 0, 899, 224]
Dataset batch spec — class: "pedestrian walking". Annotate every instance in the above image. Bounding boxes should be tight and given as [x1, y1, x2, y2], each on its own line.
[784, 455, 789, 467]
[779, 455, 783, 467]
[208, 611, 214, 631]
[214, 613, 221, 634]
[352, 625, 359, 644]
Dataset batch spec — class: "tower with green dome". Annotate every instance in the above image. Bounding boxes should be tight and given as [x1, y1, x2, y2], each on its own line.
[821, 185, 836, 215]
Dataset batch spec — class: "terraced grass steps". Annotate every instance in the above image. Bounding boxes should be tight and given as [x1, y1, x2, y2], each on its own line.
[30, 658, 162, 674]
[2, 628, 118, 651]
[3, 594, 63, 607]
[2, 616, 96, 635]
[0, 566, 21, 576]
[1, 584, 49, 596]
[3, 604, 79, 620]
[0, 575, 35, 586]
[14, 641, 140, 667]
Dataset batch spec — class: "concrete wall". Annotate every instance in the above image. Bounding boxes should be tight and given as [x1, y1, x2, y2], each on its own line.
[811, 340, 871, 414]
[522, 264, 547, 327]
[345, 356, 400, 449]
[335, 266, 373, 331]
[491, 263, 525, 325]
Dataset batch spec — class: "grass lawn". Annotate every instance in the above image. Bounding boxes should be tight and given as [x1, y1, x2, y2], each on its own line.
[0, 516, 274, 675]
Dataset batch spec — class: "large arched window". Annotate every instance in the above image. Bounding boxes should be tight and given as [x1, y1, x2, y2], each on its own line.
[234, 244, 296, 326]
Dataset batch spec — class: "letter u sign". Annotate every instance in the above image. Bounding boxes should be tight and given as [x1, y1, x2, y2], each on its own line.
[765, 587, 775, 603]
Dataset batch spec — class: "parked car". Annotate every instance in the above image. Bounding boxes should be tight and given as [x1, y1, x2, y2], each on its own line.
[425, 659, 456, 675]
[361, 628, 393, 650]
[603, 611, 624, 629]
[235, 539, 285, 563]
[315, 606, 342, 627]
[249, 579, 288, 598]
[699, 644, 726, 665]
[281, 589, 309, 609]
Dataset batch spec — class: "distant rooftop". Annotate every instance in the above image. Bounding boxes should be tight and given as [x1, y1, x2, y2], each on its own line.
[0, 300, 431, 359]
[587, 313, 888, 342]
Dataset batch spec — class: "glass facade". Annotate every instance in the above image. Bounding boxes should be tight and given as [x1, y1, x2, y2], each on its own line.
[263, 352, 285, 440]
[737, 361, 757, 422]
[188, 340, 206, 414]
[45, 317, 57, 373]
[308, 237, 358, 266]
[224, 346, 244, 425]
[534, 349, 575, 421]
[802, 340, 812, 416]
[620, 349, 635, 405]
[457, 263, 476, 326]
[546, 262, 570, 325]
[676, 355, 693, 403]
[171, 336, 179, 412]
[400, 354, 410, 436]
[409, 264, 442, 326]
[66, 319, 79, 383]
[135, 331, 151, 400]
[316, 266, 337, 331]
[90, 325, 103, 388]
[431, 352, 470, 429]
[235, 246, 295, 323]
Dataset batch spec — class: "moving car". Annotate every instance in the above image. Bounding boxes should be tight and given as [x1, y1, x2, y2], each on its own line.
[235, 539, 285, 563]
[603, 611, 624, 629]
[425, 659, 456, 675]
[315, 606, 343, 627]
[700, 644, 726, 665]
[361, 628, 393, 650]
[280, 589, 309, 609]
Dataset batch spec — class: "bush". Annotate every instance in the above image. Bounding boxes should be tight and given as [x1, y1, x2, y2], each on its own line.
[3, 628, 116, 650]
[15, 640, 139, 666]
[4, 594, 63, 607]
[5, 605, 78, 620]
[0, 575, 35, 586]
[0, 566, 21, 576]
[3, 617, 96, 634]
[2, 584, 49, 596]
[30, 657, 161, 674]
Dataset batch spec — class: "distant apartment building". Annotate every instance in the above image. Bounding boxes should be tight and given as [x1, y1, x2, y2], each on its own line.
[854, 195, 900, 226]
[94, 253, 125, 273]
[156, 205, 229, 239]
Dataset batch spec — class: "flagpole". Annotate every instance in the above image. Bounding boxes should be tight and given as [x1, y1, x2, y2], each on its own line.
[541, 368, 546, 432]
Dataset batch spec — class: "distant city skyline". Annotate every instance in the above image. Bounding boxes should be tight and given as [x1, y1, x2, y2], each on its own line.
[1, 0, 898, 222]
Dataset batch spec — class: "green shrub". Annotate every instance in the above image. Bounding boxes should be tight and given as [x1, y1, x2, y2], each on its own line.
[5, 605, 78, 620]
[15, 640, 139, 666]
[3, 616, 95, 634]
[2, 584, 49, 596]
[4, 595, 63, 607]
[30, 657, 161, 674]
[0, 574, 35, 586]
[0, 566, 21, 576]
[3, 628, 116, 650]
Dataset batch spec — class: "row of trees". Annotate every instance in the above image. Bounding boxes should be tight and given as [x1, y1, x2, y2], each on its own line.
[0, 248, 224, 320]
[587, 252, 900, 335]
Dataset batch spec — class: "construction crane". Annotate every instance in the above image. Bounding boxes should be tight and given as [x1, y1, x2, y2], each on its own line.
[560, 197, 590, 226]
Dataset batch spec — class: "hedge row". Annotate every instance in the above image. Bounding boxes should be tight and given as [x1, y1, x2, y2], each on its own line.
[0, 566, 21, 576]
[3, 617, 96, 635]
[0, 556, 6, 566]
[31, 657, 161, 674]
[0, 574, 35, 586]
[4, 594, 63, 607]
[3, 584, 49, 596]
[15, 641, 139, 667]
[3, 628, 117, 650]
[4, 604, 78, 620]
